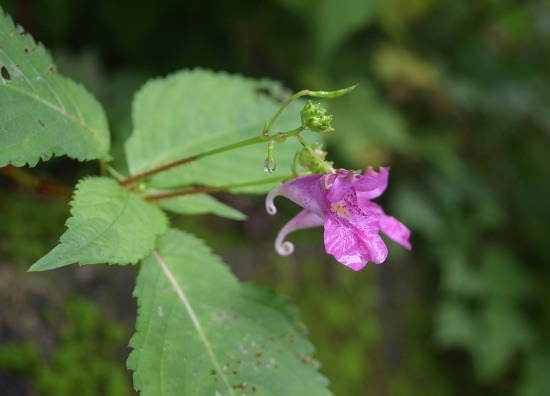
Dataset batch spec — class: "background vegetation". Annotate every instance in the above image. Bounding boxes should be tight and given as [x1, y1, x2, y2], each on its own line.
[1, 0, 549, 394]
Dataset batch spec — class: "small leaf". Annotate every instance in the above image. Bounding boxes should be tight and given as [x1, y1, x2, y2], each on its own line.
[128, 229, 331, 395]
[29, 177, 168, 271]
[0, 7, 110, 167]
[157, 193, 246, 221]
[125, 69, 302, 193]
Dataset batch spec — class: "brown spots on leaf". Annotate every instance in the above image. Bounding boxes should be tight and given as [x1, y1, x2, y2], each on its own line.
[38, 120, 46, 128]
[232, 382, 248, 391]
[46, 65, 55, 75]
[283, 331, 298, 344]
[210, 368, 218, 382]
[23, 45, 37, 54]
[210, 307, 238, 326]
[298, 354, 316, 367]
[11, 66, 22, 78]
[19, 29, 26, 37]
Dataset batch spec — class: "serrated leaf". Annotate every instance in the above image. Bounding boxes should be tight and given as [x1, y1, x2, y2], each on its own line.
[29, 177, 167, 271]
[157, 193, 246, 221]
[125, 69, 302, 193]
[128, 229, 331, 395]
[0, 7, 110, 167]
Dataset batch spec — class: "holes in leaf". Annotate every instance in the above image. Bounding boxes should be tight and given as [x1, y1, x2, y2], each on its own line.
[0, 66, 11, 81]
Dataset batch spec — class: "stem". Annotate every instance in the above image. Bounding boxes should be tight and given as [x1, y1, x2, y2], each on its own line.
[99, 160, 108, 176]
[263, 89, 309, 135]
[143, 174, 306, 202]
[120, 85, 355, 186]
[0, 166, 73, 198]
[107, 166, 125, 181]
[121, 135, 266, 186]
[121, 127, 305, 186]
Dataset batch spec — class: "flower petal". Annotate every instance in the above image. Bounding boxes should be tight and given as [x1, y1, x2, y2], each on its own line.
[324, 169, 356, 203]
[323, 213, 385, 270]
[274, 210, 324, 256]
[266, 174, 326, 217]
[355, 221, 389, 264]
[359, 201, 412, 250]
[353, 175, 379, 193]
[379, 214, 412, 250]
[358, 166, 390, 200]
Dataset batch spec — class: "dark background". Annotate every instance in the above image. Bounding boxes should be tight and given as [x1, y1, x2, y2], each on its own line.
[1, 0, 550, 395]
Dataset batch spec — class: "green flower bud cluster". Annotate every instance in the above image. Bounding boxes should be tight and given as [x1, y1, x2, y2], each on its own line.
[299, 143, 333, 174]
[300, 101, 334, 133]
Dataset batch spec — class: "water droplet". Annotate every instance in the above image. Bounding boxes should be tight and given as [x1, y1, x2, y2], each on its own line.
[263, 157, 276, 173]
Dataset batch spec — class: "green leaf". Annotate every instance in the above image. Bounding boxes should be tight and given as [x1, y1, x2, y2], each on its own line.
[125, 69, 302, 193]
[0, 7, 110, 167]
[29, 177, 168, 271]
[128, 229, 330, 395]
[157, 193, 246, 221]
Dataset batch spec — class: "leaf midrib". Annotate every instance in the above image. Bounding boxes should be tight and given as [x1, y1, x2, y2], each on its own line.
[153, 250, 235, 396]
[65, 187, 131, 264]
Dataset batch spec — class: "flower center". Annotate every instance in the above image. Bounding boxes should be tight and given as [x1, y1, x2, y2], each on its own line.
[330, 202, 351, 221]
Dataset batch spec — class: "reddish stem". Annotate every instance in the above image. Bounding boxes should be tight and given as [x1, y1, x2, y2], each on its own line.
[0, 166, 73, 198]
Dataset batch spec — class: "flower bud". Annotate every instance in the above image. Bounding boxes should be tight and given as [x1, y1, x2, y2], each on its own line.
[298, 143, 333, 174]
[300, 101, 334, 132]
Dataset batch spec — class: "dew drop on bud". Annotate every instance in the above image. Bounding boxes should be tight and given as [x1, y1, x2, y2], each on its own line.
[264, 157, 276, 173]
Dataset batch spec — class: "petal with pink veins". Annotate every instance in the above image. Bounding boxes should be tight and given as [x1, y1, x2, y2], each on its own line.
[324, 214, 372, 271]
[358, 166, 390, 200]
[266, 174, 326, 217]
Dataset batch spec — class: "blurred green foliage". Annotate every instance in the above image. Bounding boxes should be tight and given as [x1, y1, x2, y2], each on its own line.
[1, 0, 549, 394]
[0, 298, 130, 395]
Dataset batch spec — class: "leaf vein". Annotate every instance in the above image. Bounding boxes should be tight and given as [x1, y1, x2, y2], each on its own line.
[153, 250, 235, 396]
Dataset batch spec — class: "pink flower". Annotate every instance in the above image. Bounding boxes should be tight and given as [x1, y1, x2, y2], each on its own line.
[266, 167, 411, 271]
